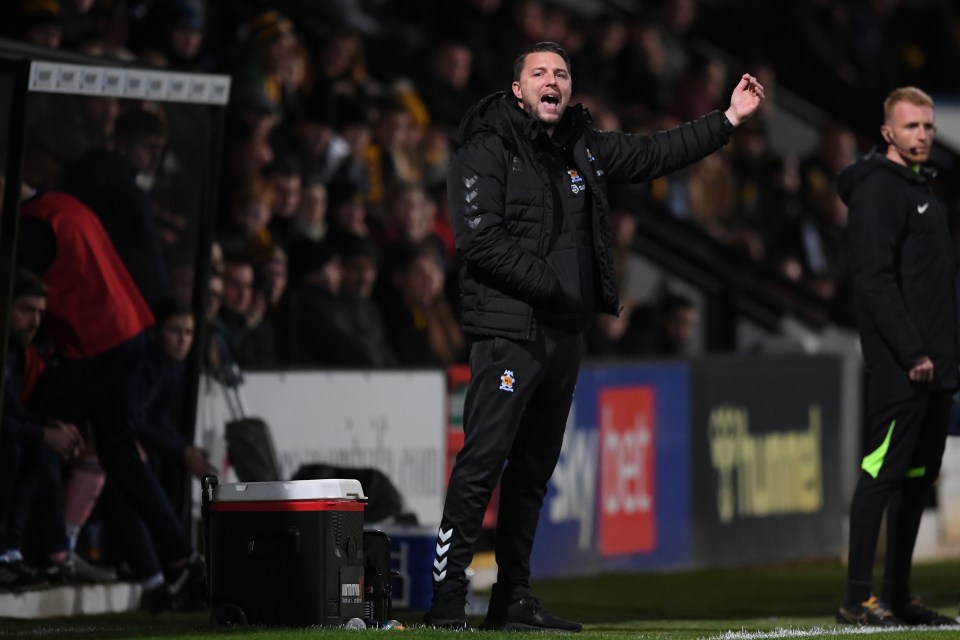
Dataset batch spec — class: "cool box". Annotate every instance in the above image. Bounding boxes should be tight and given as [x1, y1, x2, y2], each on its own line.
[202, 477, 366, 627]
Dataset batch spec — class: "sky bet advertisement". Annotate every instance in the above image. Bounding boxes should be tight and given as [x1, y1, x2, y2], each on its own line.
[529, 356, 844, 578]
[531, 363, 693, 577]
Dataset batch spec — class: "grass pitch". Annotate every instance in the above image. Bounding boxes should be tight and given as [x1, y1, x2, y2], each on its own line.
[1, 558, 959, 639]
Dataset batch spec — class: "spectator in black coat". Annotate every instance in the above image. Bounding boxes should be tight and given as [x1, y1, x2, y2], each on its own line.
[139, 299, 216, 484]
[377, 240, 465, 367]
[59, 107, 172, 306]
[336, 235, 398, 367]
[0, 269, 83, 589]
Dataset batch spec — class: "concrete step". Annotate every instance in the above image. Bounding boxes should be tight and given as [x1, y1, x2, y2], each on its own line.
[0, 551, 498, 619]
[0, 582, 141, 618]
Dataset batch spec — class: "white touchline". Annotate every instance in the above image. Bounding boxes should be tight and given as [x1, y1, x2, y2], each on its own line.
[699, 623, 960, 640]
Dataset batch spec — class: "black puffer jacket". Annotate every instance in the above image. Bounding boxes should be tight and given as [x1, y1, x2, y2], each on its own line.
[447, 91, 734, 339]
[838, 150, 959, 408]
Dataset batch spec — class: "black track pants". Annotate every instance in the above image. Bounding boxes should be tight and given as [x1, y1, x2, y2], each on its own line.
[845, 390, 951, 606]
[432, 327, 583, 596]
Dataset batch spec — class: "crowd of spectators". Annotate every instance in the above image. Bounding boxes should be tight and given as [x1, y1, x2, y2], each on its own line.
[699, 0, 960, 123]
[4, 0, 960, 602]
[3, 0, 960, 367]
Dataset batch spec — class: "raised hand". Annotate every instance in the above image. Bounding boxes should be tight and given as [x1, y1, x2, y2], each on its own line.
[725, 73, 765, 127]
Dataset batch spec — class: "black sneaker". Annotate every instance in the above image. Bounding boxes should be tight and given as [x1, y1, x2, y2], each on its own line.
[166, 554, 207, 612]
[424, 578, 469, 630]
[140, 583, 171, 614]
[489, 597, 582, 633]
[479, 582, 511, 630]
[0, 560, 47, 591]
[42, 553, 116, 585]
[70, 553, 117, 583]
[892, 597, 956, 626]
[836, 595, 902, 626]
[40, 557, 75, 584]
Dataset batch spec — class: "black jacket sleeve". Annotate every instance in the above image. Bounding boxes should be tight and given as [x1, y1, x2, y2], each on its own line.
[138, 362, 189, 464]
[594, 110, 733, 183]
[2, 352, 45, 450]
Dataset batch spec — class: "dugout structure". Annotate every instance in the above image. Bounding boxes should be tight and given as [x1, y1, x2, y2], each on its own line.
[0, 41, 230, 525]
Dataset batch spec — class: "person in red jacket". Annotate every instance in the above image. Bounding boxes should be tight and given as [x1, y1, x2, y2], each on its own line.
[15, 186, 205, 612]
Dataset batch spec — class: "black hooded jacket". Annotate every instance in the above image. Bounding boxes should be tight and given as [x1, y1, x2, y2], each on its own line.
[447, 91, 733, 340]
[838, 150, 959, 408]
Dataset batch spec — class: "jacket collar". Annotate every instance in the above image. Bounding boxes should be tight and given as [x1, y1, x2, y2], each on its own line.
[505, 95, 591, 148]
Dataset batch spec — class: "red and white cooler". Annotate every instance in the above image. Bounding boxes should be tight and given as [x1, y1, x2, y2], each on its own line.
[202, 476, 367, 627]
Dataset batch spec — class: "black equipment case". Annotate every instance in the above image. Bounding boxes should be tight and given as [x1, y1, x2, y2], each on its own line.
[202, 475, 372, 627]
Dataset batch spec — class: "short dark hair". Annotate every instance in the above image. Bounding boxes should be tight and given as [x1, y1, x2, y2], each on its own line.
[660, 292, 695, 315]
[339, 234, 379, 264]
[13, 268, 46, 299]
[512, 41, 571, 82]
[114, 108, 169, 145]
[151, 297, 192, 326]
[384, 239, 440, 278]
[265, 155, 303, 180]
